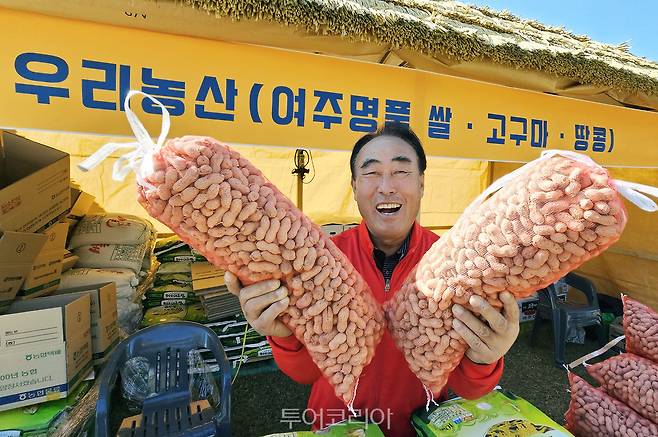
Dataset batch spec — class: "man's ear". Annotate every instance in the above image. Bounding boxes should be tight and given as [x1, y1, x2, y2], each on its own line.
[419, 173, 425, 198]
[351, 177, 357, 198]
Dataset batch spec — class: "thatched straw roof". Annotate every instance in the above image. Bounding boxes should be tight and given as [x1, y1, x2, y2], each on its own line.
[5, 0, 657, 109]
[179, 0, 658, 110]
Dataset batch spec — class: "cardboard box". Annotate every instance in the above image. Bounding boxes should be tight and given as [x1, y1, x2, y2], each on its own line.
[62, 184, 96, 238]
[0, 132, 70, 233]
[321, 224, 344, 237]
[68, 187, 95, 219]
[87, 200, 106, 215]
[191, 262, 225, 291]
[0, 231, 47, 312]
[518, 288, 568, 323]
[61, 250, 79, 272]
[17, 223, 69, 299]
[54, 282, 119, 365]
[343, 223, 359, 231]
[17, 251, 63, 299]
[0, 293, 92, 412]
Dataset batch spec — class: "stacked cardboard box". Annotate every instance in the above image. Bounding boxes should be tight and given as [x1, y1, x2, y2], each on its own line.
[0, 231, 46, 313]
[0, 293, 93, 412]
[0, 132, 70, 234]
[0, 134, 125, 425]
[0, 132, 71, 313]
[16, 222, 69, 299]
[54, 282, 120, 365]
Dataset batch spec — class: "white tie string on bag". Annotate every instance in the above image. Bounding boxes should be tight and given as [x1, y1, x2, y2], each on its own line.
[78, 90, 171, 190]
[566, 335, 627, 371]
[615, 180, 658, 212]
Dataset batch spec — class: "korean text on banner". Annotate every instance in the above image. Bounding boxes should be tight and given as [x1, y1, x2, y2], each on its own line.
[0, 8, 657, 167]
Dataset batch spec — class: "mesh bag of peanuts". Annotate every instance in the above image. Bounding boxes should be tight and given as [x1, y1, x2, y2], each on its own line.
[384, 150, 634, 394]
[139, 134, 386, 405]
[80, 92, 385, 407]
[81, 91, 658, 409]
[585, 353, 658, 425]
[623, 296, 658, 362]
[561, 295, 658, 436]
[565, 373, 658, 437]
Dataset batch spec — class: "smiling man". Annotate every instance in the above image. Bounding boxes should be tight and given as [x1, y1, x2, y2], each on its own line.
[226, 123, 520, 436]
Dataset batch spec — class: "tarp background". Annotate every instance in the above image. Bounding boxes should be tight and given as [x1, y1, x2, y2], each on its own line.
[7, 0, 657, 308]
[17, 129, 490, 229]
[18, 130, 657, 308]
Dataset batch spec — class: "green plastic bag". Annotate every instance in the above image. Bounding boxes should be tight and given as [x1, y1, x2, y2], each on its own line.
[142, 303, 208, 326]
[156, 262, 193, 275]
[143, 297, 200, 309]
[600, 312, 615, 337]
[154, 235, 188, 254]
[153, 272, 193, 287]
[219, 329, 265, 345]
[411, 389, 573, 436]
[147, 283, 196, 299]
[0, 381, 92, 435]
[157, 247, 206, 263]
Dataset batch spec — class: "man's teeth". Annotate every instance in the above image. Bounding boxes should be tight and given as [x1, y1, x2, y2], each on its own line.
[376, 203, 402, 211]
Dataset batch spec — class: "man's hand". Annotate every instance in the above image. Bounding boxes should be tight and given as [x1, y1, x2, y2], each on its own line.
[225, 271, 292, 338]
[452, 292, 520, 365]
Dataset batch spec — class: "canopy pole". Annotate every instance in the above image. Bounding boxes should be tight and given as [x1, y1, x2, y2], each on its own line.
[292, 148, 310, 210]
[296, 172, 303, 210]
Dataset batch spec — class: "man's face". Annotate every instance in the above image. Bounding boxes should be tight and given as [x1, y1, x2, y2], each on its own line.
[351, 135, 424, 243]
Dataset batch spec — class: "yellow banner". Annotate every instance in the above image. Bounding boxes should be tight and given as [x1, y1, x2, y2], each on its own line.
[1, 8, 657, 167]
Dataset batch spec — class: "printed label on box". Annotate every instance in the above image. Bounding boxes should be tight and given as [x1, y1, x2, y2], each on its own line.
[0, 383, 68, 409]
[0, 342, 68, 410]
[0, 308, 63, 353]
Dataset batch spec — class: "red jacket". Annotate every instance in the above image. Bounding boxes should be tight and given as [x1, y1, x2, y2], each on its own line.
[268, 221, 503, 436]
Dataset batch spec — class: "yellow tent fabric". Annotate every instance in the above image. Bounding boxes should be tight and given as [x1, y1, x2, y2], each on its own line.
[17, 130, 657, 306]
[5, 1, 655, 309]
[17, 130, 490, 232]
[493, 163, 658, 309]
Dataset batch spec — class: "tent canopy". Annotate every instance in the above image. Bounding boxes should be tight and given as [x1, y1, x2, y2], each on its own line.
[5, 0, 658, 307]
[6, 0, 658, 110]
